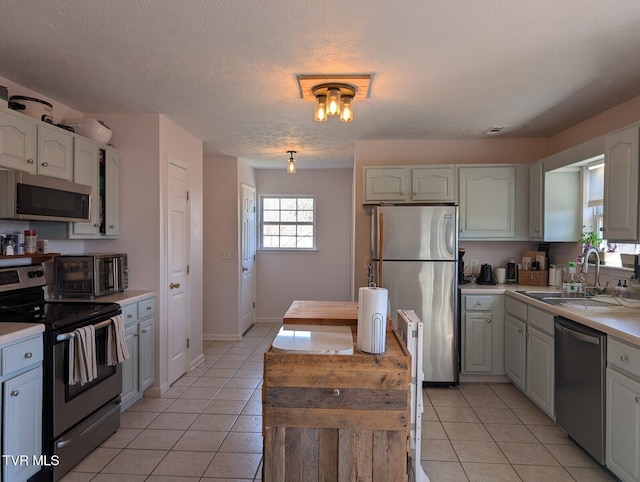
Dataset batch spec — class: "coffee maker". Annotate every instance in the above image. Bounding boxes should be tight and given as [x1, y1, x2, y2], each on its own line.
[458, 248, 466, 285]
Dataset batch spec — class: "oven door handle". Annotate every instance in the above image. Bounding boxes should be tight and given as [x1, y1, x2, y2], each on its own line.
[56, 318, 114, 342]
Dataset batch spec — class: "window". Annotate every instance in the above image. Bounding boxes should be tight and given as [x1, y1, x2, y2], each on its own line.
[260, 196, 316, 249]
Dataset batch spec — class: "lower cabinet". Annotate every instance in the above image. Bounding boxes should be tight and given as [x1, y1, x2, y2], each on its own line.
[1, 333, 43, 482]
[121, 296, 155, 411]
[504, 296, 555, 419]
[461, 294, 505, 375]
[606, 337, 640, 482]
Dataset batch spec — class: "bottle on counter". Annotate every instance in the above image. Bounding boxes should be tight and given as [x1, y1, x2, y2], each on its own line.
[24, 229, 37, 255]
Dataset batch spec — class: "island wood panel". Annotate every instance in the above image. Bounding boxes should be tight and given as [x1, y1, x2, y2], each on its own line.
[263, 327, 411, 481]
[283, 300, 358, 326]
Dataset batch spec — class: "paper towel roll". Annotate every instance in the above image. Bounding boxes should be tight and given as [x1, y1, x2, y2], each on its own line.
[357, 287, 388, 354]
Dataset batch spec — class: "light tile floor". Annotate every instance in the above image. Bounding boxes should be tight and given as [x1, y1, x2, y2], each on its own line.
[60, 322, 619, 481]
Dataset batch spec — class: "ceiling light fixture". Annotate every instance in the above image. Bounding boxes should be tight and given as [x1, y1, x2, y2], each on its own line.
[297, 74, 372, 123]
[286, 150, 297, 174]
[312, 83, 356, 122]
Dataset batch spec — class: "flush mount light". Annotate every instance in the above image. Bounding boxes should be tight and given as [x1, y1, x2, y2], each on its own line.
[286, 150, 297, 174]
[297, 74, 372, 123]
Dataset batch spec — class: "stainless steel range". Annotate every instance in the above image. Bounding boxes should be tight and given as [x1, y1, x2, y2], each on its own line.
[0, 264, 122, 482]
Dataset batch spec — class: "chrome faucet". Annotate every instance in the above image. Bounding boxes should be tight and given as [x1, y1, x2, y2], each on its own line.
[583, 247, 605, 293]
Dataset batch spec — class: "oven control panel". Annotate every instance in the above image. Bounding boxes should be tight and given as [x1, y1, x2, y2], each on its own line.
[0, 265, 46, 292]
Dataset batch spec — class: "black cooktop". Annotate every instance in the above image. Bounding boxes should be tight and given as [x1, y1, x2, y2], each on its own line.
[0, 300, 121, 331]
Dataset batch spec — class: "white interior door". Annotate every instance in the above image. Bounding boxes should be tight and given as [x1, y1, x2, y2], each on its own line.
[240, 185, 256, 335]
[168, 162, 189, 384]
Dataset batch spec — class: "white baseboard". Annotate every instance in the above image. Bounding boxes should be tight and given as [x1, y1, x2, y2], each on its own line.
[203, 332, 242, 341]
[256, 317, 283, 324]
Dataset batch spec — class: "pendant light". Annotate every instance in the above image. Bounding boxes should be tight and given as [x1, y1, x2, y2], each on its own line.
[286, 150, 297, 174]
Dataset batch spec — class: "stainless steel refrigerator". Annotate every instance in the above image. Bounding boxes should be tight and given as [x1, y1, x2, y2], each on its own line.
[371, 205, 459, 385]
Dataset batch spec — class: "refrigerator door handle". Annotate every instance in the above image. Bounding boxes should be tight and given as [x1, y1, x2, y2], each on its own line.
[377, 211, 384, 287]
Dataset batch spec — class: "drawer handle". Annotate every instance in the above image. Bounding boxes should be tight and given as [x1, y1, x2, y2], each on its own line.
[620, 355, 629, 363]
[41, 161, 48, 167]
[487, 319, 492, 323]
[27, 159, 34, 164]
[127, 314, 133, 318]
[332, 389, 340, 397]
[10, 390, 19, 397]
[24, 352, 32, 359]
[109, 225, 115, 229]
[636, 397, 640, 404]
[147, 306, 152, 311]
[141, 329, 147, 334]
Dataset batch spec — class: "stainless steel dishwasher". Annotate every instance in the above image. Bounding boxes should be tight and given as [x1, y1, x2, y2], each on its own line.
[554, 316, 606, 464]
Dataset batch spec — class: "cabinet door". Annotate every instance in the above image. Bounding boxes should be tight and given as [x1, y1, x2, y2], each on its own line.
[411, 167, 455, 202]
[72, 137, 101, 236]
[504, 314, 526, 391]
[120, 323, 139, 411]
[603, 126, 639, 241]
[463, 313, 492, 373]
[3, 366, 43, 482]
[0, 109, 37, 173]
[528, 162, 543, 239]
[139, 317, 155, 392]
[37, 123, 73, 180]
[363, 167, 407, 203]
[458, 166, 516, 238]
[606, 368, 640, 482]
[104, 147, 120, 236]
[526, 326, 554, 418]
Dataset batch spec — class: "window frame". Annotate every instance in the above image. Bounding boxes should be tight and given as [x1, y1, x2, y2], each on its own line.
[259, 194, 317, 251]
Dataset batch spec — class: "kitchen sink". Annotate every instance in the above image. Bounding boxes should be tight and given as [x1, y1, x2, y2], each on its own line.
[515, 290, 614, 307]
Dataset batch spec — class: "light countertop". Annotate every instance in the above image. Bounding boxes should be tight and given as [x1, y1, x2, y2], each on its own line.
[0, 323, 44, 346]
[460, 284, 640, 346]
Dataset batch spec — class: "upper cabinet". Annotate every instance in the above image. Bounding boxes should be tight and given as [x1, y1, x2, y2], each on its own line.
[0, 108, 73, 180]
[0, 108, 37, 173]
[603, 126, 639, 241]
[37, 123, 73, 180]
[544, 169, 581, 242]
[363, 165, 455, 204]
[528, 162, 543, 239]
[71, 137, 101, 236]
[458, 165, 516, 239]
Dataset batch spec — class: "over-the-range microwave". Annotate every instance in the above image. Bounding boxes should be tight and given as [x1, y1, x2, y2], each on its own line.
[0, 170, 91, 222]
[53, 254, 128, 298]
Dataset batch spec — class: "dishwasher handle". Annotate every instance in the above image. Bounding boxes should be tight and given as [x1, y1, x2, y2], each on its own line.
[555, 321, 601, 345]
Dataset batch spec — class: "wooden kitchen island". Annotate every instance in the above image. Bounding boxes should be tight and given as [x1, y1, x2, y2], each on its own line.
[263, 301, 411, 482]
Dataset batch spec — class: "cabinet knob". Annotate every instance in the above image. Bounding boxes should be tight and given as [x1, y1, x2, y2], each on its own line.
[127, 314, 133, 318]
[41, 161, 48, 167]
[413, 191, 417, 196]
[487, 319, 492, 323]
[10, 390, 19, 397]
[535, 228, 540, 233]
[518, 329, 523, 334]
[24, 352, 32, 359]
[170, 282, 181, 289]
[147, 306, 152, 311]
[109, 225, 115, 229]
[27, 159, 34, 164]
[460, 229, 465, 233]
[332, 389, 340, 397]
[636, 396, 640, 404]
[400, 191, 404, 195]
[93, 223, 100, 227]
[620, 355, 629, 362]
[134, 333, 139, 338]
[141, 329, 147, 334]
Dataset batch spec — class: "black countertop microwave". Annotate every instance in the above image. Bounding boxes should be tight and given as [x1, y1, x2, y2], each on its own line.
[0, 170, 91, 222]
[53, 254, 128, 298]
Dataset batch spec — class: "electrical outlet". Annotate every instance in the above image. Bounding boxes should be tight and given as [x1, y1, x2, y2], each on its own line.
[470, 259, 479, 273]
[219, 249, 231, 260]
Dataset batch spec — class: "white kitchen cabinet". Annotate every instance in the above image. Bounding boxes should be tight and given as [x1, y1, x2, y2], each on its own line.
[458, 165, 516, 239]
[504, 296, 555, 418]
[37, 123, 73, 180]
[71, 136, 101, 236]
[528, 161, 543, 239]
[69, 144, 120, 238]
[544, 169, 581, 242]
[363, 167, 407, 203]
[606, 337, 640, 482]
[1, 333, 43, 482]
[0, 108, 38, 173]
[526, 325, 554, 416]
[460, 294, 505, 376]
[606, 368, 640, 482]
[504, 313, 526, 391]
[363, 165, 455, 203]
[603, 126, 639, 241]
[120, 295, 155, 412]
[411, 166, 455, 202]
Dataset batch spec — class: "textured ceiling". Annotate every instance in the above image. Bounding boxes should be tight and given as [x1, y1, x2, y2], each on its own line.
[2, 1, 640, 169]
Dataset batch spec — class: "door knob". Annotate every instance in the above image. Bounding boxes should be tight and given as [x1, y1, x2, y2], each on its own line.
[170, 282, 181, 289]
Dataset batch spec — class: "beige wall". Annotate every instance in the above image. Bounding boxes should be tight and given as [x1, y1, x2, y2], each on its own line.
[255, 168, 354, 322]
